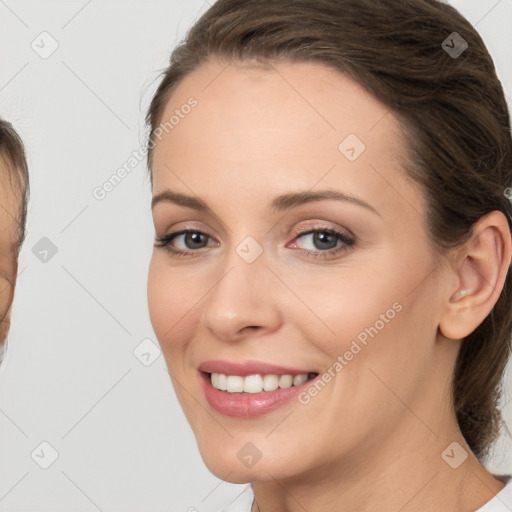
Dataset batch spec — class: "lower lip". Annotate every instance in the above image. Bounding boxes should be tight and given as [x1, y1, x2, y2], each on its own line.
[200, 372, 315, 418]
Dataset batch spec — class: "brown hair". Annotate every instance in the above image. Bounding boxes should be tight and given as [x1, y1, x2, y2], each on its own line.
[0, 119, 30, 249]
[146, 0, 512, 462]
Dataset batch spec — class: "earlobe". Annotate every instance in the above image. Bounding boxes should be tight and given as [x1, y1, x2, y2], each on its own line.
[439, 211, 512, 341]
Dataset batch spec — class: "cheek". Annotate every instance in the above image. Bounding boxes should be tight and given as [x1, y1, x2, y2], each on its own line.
[276, 262, 400, 358]
[147, 256, 206, 418]
[147, 254, 208, 363]
[147, 256, 167, 335]
[147, 255, 187, 354]
[0, 279, 13, 315]
[295, 251, 434, 383]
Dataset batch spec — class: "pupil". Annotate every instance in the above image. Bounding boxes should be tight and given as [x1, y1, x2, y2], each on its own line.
[186, 232, 206, 249]
[314, 232, 336, 250]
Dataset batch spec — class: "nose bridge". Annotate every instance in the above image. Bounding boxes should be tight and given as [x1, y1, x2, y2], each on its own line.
[200, 237, 280, 340]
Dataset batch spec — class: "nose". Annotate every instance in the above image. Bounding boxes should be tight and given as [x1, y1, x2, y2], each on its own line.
[199, 250, 282, 342]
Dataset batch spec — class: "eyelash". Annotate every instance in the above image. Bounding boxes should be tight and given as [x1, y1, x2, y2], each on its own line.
[154, 227, 355, 260]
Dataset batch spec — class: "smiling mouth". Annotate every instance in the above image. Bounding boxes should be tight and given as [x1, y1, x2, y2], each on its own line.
[207, 372, 319, 394]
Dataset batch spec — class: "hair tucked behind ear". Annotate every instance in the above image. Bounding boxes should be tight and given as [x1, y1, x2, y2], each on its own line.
[146, 0, 512, 461]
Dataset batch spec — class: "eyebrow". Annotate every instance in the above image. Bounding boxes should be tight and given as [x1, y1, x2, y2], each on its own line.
[151, 189, 380, 216]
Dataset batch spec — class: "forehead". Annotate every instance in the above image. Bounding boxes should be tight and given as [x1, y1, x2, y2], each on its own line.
[157, 58, 395, 150]
[151, 59, 424, 221]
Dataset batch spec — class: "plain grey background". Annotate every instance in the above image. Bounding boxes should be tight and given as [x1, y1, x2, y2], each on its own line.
[0, 1, 511, 511]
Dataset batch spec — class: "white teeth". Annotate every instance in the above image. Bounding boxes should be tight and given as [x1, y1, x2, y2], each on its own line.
[217, 373, 227, 391]
[210, 372, 311, 393]
[263, 374, 279, 391]
[243, 374, 263, 394]
[293, 374, 308, 386]
[226, 375, 244, 393]
[278, 374, 293, 389]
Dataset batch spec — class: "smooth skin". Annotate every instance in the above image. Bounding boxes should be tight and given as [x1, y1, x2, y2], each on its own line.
[148, 58, 511, 512]
[0, 165, 22, 354]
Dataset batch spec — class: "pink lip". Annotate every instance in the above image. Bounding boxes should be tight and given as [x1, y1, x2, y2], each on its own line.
[198, 360, 318, 418]
[198, 359, 315, 377]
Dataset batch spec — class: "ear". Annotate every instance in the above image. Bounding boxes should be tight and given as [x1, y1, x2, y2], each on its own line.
[439, 211, 512, 341]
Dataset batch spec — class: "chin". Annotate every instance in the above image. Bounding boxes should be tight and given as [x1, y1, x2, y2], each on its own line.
[194, 433, 303, 484]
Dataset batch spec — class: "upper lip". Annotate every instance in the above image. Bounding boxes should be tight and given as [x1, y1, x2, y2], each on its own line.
[198, 359, 316, 377]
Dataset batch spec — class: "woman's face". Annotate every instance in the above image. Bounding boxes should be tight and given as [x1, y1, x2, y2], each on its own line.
[148, 59, 455, 483]
[0, 174, 22, 347]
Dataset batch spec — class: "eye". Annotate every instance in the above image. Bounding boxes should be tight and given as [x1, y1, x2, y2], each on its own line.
[154, 229, 217, 257]
[154, 226, 355, 260]
[288, 228, 354, 259]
